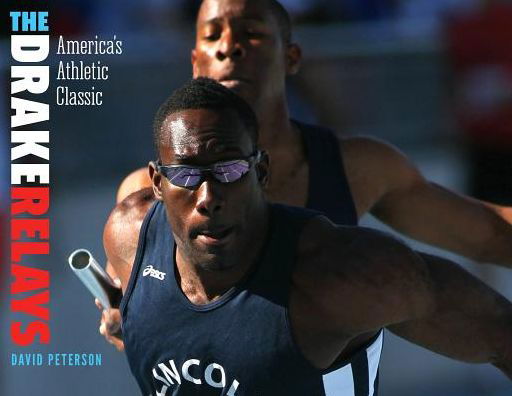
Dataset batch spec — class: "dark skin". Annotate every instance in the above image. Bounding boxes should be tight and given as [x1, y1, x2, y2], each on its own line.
[103, 106, 512, 377]
[154, 108, 270, 301]
[102, 0, 512, 349]
[118, 0, 512, 264]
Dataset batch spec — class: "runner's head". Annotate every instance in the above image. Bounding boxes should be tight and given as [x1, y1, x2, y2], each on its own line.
[150, 78, 269, 270]
[192, 0, 301, 108]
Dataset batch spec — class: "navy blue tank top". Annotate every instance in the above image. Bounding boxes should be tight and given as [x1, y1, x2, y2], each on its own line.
[121, 202, 382, 396]
[296, 121, 358, 226]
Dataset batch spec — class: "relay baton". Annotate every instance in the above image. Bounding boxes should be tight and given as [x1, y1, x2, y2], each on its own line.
[68, 248, 122, 309]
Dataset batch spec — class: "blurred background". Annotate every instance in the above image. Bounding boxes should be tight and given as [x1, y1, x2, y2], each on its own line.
[1, 0, 512, 395]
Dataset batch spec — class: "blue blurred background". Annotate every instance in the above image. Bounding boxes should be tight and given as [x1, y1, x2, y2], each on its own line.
[1, 0, 512, 395]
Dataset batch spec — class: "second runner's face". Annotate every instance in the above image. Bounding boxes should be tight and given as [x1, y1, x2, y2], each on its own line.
[154, 108, 266, 271]
[192, 0, 288, 107]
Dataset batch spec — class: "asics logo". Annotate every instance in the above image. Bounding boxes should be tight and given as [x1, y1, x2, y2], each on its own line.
[143, 265, 166, 281]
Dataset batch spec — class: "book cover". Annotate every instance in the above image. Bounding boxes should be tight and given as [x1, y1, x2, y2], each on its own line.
[2, 1, 512, 395]
[2, 1, 187, 394]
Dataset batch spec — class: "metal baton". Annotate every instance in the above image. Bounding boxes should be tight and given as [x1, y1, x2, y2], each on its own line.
[68, 248, 122, 309]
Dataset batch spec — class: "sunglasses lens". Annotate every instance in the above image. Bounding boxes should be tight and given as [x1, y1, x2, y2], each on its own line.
[161, 158, 253, 187]
[166, 167, 202, 187]
[212, 160, 250, 183]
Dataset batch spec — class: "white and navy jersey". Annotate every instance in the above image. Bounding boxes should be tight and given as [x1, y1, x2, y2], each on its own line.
[322, 331, 383, 396]
[121, 202, 383, 396]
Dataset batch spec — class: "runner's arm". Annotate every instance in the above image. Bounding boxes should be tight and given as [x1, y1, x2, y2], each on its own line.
[341, 136, 512, 268]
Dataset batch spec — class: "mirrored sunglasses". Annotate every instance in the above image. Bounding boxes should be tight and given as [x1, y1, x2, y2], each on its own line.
[157, 151, 261, 188]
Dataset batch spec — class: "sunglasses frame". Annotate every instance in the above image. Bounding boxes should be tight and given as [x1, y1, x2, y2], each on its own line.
[156, 150, 262, 188]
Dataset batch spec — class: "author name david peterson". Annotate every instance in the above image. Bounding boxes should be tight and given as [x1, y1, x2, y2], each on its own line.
[11, 353, 102, 367]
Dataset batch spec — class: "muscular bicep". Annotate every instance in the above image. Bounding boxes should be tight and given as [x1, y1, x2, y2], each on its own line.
[294, 223, 436, 338]
[389, 253, 512, 367]
[338, 231, 435, 334]
[341, 136, 424, 219]
[103, 212, 137, 292]
[104, 188, 155, 292]
[342, 137, 512, 267]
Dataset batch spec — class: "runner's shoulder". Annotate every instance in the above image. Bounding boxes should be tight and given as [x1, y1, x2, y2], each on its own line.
[107, 188, 156, 238]
[296, 214, 415, 284]
[116, 167, 152, 203]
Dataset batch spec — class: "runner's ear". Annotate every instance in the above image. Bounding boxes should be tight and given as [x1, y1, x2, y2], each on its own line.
[149, 161, 163, 201]
[285, 43, 302, 75]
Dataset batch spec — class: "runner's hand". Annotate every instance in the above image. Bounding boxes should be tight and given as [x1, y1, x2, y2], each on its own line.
[95, 279, 124, 351]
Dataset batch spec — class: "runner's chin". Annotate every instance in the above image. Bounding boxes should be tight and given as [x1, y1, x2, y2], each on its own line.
[220, 80, 251, 95]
